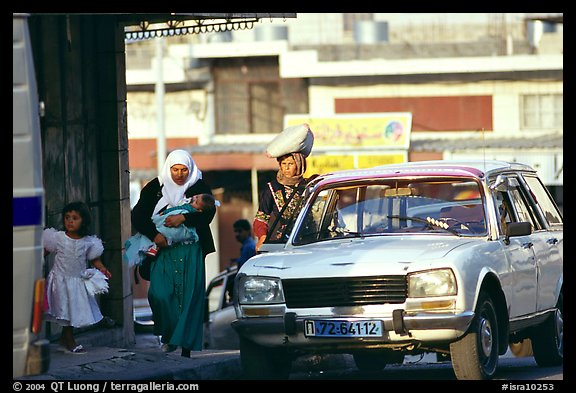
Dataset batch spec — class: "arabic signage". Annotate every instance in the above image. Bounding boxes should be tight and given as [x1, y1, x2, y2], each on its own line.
[285, 113, 412, 149]
[304, 152, 407, 176]
[284, 113, 412, 176]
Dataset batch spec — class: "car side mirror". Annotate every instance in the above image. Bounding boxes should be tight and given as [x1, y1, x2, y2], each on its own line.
[490, 175, 510, 192]
[505, 221, 532, 244]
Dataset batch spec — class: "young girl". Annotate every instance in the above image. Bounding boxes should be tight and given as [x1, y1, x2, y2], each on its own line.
[43, 201, 112, 354]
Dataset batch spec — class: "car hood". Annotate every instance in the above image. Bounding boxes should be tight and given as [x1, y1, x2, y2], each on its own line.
[249, 236, 475, 278]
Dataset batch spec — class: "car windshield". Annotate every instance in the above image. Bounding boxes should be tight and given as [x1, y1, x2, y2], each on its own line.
[293, 178, 487, 245]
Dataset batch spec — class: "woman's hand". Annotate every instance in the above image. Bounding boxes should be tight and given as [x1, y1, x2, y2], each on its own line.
[153, 233, 169, 248]
[164, 214, 185, 228]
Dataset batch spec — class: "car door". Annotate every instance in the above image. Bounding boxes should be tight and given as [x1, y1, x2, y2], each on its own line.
[204, 269, 239, 349]
[521, 175, 563, 312]
[500, 177, 539, 318]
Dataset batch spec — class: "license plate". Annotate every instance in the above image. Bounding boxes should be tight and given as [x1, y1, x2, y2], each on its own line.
[304, 320, 383, 337]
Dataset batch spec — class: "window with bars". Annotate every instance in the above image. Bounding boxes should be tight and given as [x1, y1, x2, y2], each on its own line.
[520, 94, 563, 130]
[213, 58, 308, 135]
[215, 80, 285, 134]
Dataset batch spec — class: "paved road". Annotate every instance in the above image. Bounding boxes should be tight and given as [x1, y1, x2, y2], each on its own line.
[15, 328, 562, 383]
[289, 352, 563, 381]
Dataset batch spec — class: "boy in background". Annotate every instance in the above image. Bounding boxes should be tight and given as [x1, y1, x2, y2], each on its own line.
[231, 219, 256, 270]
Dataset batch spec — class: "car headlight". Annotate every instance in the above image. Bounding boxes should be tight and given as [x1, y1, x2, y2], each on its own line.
[408, 269, 457, 298]
[238, 276, 285, 304]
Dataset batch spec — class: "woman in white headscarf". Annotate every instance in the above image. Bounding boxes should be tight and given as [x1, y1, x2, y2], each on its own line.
[131, 150, 216, 357]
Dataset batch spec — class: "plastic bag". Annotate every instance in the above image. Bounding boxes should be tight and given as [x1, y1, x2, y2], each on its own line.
[266, 123, 314, 158]
[81, 268, 109, 295]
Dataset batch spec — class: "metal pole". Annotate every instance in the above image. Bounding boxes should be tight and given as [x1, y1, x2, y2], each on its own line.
[155, 37, 166, 173]
[251, 167, 259, 218]
[204, 80, 215, 145]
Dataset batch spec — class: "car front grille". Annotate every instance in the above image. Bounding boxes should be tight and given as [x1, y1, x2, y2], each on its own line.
[282, 275, 407, 308]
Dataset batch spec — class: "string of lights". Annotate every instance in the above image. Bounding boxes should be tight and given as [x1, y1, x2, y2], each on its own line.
[125, 18, 260, 40]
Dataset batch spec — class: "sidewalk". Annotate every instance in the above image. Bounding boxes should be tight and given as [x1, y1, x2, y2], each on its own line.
[16, 328, 243, 381]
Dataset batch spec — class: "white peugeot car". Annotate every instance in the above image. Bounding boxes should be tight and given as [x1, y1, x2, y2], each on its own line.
[232, 160, 563, 380]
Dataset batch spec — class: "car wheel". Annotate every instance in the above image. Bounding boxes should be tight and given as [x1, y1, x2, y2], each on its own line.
[353, 350, 404, 371]
[239, 337, 291, 380]
[450, 292, 499, 380]
[531, 292, 563, 367]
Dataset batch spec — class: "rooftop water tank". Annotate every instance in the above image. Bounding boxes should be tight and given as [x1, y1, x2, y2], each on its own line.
[255, 25, 289, 41]
[354, 21, 389, 44]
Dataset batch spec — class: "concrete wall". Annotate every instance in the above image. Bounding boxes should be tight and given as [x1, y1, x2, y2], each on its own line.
[308, 80, 563, 136]
[29, 14, 134, 346]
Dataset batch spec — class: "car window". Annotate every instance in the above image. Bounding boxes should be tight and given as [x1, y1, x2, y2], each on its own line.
[505, 177, 543, 230]
[494, 191, 515, 234]
[206, 276, 227, 313]
[294, 178, 487, 245]
[522, 175, 562, 226]
[294, 189, 331, 243]
[508, 188, 535, 225]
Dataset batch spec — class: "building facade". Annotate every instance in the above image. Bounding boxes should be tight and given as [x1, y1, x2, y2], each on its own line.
[125, 13, 563, 272]
[24, 12, 294, 345]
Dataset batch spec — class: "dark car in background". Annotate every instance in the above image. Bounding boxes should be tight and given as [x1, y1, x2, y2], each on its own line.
[203, 266, 239, 349]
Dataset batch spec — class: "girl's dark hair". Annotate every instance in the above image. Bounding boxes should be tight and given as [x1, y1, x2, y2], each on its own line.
[62, 201, 92, 237]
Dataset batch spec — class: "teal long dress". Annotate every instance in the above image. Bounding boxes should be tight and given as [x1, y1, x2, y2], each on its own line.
[147, 241, 205, 350]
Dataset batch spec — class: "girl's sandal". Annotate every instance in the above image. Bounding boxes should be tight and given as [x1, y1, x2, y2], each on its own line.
[68, 344, 87, 354]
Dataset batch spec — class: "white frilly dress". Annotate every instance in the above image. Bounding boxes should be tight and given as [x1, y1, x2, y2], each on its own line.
[43, 228, 108, 328]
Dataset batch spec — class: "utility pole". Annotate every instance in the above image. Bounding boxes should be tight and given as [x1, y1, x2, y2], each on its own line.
[155, 37, 166, 173]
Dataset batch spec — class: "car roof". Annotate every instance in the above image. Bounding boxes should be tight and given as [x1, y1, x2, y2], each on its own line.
[315, 159, 536, 184]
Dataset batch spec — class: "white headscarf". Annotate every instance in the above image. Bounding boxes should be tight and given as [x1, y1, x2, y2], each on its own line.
[153, 149, 202, 215]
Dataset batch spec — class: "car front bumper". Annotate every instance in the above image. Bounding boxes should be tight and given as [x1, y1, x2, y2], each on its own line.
[232, 309, 475, 350]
